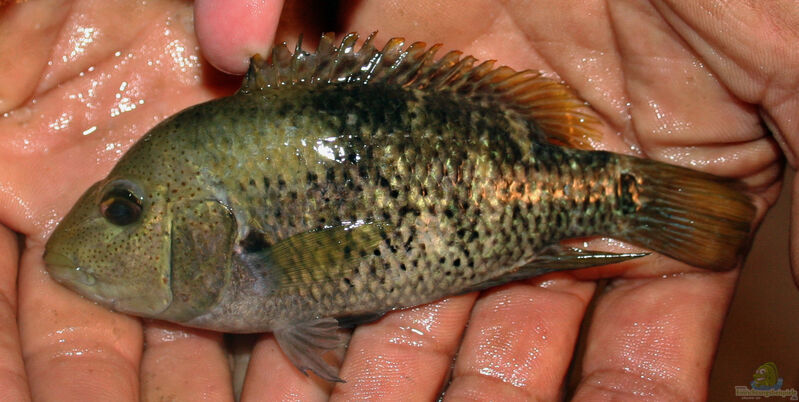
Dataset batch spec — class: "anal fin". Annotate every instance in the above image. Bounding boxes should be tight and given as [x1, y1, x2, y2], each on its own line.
[273, 317, 350, 383]
[527, 246, 649, 272]
[335, 312, 386, 328]
[463, 246, 647, 293]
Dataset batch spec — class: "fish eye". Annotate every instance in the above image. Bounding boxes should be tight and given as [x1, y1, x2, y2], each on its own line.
[100, 181, 144, 226]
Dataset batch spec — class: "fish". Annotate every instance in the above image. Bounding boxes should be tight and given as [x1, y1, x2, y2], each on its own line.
[43, 32, 755, 382]
[752, 362, 782, 390]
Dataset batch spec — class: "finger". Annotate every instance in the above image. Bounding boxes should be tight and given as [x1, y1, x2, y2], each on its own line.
[573, 271, 737, 399]
[0, 1, 233, 241]
[648, 0, 799, 286]
[272, 0, 342, 49]
[444, 276, 595, 401]
[240, 334, 331, 402]
[0, 226, 29, 401]
[653, 0, 799, 125]
[330, 295, 477, 401]
[140, 321, 233, 401]
[605, 0, 779, 271]
[19, 244, 143, 401]
[607, 1, 771, 173]
[0, 0, 69, 114]
[194, 0, 284, 74]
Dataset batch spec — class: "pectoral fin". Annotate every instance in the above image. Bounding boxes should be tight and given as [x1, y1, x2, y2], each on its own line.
[248, 221, 392, 289]
[273, 317, 350, 382]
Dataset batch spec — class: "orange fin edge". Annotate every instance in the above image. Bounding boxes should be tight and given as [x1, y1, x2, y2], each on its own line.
[242, 32, 602, 149]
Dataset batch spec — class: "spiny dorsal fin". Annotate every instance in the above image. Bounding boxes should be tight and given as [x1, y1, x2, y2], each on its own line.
[242, 32, 600, 149]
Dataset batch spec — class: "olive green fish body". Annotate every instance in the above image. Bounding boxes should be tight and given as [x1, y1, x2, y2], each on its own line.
[158, 85, 627, 331]
[45, 33, 755, 382]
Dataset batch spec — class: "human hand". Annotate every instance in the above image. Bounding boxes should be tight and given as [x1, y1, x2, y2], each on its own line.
[0, 0, 791, 400]
[1, 1, 239, 400]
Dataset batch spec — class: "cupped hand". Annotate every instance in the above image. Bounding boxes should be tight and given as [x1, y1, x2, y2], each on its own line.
[0, 0, 792, 400]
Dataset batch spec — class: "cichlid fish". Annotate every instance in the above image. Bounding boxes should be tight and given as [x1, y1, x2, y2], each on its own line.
[44, 33, 755, 382]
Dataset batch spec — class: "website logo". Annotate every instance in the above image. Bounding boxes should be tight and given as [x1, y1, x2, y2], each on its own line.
[735, 362, 797, 400]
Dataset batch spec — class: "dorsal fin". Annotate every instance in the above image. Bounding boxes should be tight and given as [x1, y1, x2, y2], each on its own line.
[242, 32, 600, 149]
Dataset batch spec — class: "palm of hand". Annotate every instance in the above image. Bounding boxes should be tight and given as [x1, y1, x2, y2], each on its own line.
[0, 0, 785, 400]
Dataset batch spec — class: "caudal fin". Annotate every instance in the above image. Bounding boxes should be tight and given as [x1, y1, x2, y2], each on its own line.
[618, 157, 755, 271]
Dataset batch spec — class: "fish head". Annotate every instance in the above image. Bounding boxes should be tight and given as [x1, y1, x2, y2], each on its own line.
[45, 105, 239, 324]
[44, 174, 176, 317]
[753, 362, 778, 386]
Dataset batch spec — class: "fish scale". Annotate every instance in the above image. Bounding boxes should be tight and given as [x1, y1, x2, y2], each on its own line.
[44, 33, 755, 382]
[170, 84, 629, 330]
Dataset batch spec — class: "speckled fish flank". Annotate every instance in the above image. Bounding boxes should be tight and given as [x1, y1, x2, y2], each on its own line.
[44, 32, 755, 382]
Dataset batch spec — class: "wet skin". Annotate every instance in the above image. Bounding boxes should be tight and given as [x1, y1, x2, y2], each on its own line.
[0, 0, 795, 400]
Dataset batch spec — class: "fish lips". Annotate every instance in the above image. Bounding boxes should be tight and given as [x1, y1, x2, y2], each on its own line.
[43, 250, 171, 316]
[44, 250, 98, 288]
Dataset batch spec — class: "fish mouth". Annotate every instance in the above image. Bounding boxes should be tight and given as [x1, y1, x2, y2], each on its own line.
[43, 249, 170, 317]
[43, 251, 124, 309]
[43, 251, 98, 289]
[43, 250, 77, 279]
[43, 249, 73, 269]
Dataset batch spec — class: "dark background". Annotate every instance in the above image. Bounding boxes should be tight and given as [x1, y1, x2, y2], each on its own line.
[709, 168, 799, 399]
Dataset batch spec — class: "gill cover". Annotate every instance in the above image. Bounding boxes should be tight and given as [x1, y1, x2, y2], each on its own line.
[161, 199, 236, 322]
